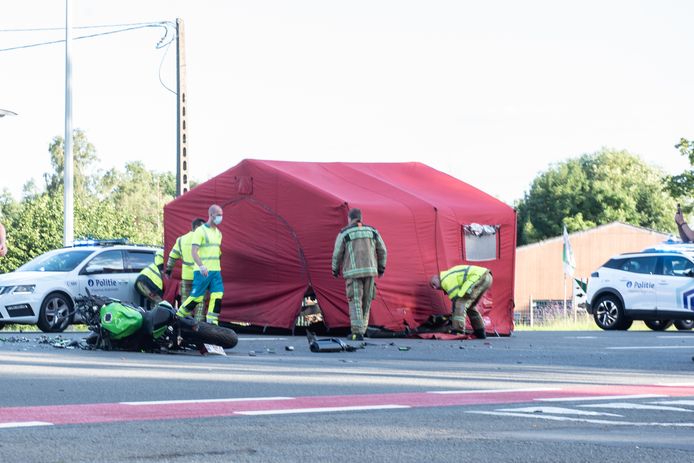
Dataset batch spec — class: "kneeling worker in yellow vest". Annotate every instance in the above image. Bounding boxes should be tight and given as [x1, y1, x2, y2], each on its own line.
[135, 249, 165, 309]
[165, 217, 206, 318]
[430, 264, 492, 339]
[176, 204, 224, 325]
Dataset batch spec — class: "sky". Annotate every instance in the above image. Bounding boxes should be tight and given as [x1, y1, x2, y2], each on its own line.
[1, 0, 693, 206]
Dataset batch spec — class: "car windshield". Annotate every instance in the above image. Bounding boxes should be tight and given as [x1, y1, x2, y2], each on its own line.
[16, 250, 94, 272]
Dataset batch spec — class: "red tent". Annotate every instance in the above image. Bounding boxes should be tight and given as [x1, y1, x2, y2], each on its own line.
[163, 160, 516, 335]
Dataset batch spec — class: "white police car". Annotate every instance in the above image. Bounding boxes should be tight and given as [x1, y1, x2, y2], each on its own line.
[586, 242, 694, 331]
[0, 240, 159, 332]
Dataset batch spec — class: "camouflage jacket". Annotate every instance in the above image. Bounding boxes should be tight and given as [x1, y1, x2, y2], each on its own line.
[331, 222, 387, 279]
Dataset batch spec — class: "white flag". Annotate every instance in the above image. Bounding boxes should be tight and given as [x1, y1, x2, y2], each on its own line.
[562, 225, 576, 277]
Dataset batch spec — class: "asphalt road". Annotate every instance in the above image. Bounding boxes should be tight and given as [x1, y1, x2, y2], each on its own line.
[1, 329, 693, 462]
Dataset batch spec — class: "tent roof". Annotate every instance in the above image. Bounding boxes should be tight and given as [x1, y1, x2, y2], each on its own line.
[235, 159, 512, 213]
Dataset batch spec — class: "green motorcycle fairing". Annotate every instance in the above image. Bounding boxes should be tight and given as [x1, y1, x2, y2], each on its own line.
[100, 302, 143, 339]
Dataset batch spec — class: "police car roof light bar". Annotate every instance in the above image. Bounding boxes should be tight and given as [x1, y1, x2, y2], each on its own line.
[72, 238, 130, 247]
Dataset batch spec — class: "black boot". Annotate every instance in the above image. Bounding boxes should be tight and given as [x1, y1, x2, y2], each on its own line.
[473, 328, 486, 339]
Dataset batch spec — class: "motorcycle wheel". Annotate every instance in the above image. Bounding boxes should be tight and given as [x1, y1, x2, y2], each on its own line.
[187, 323, 238, 349]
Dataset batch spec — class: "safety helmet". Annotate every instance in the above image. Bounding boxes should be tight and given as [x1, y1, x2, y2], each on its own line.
[154, 249, 164, 266]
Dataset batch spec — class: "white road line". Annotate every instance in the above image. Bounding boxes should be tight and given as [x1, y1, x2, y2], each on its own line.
[0, 421, 53, 429]
[537, 394, 666, 402]
[121, 397, 294, 406]
[656, 383, 694, 387]
[466, 411, 694, 427]
[237, 404, 410, 416]
[606, 346, 694, 350]
[579, 402, 693, 412]
[495, 406, 621, 417]
[238, 338, 287, 341]
[652, 400, 694, 406]
[428, 387, 561, 395]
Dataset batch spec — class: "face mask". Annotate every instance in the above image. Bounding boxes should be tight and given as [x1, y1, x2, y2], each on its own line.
[213, 215, 223, 225]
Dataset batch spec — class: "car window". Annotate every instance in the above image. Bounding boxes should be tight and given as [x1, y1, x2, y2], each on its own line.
[17, 250, 94, 272]
[125, 250, 155, 272]
[603, 258, 627, 270]
[619, 256, 657, 275]
[82, 250, 125, 274]
[659, 255, 694, 277]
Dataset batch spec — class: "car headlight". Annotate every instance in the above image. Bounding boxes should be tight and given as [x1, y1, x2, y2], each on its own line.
[13, 285, 36, 294]
[0, 285, 36, 295]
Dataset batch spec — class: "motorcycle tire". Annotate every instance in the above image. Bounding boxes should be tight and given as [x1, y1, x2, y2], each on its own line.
[187, 323, 239, 350]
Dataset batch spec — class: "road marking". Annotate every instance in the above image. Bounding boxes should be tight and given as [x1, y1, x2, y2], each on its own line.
[606, 346, 694, 350]
[495, 406, 621, 417]
[656, 383, 694, 387]
[466, 411, 694, 427]
[0, 385, 692, 428]
[652, 400, 694, 406]
[237, 338, 287, 341]
[579, 402, 693, 412]
[121, 397, 293, 406]
[428, 387, 561, 395]
[537, 394, 666, 402]
[0, 421, 53, 429]
[237, 405, 409, 415]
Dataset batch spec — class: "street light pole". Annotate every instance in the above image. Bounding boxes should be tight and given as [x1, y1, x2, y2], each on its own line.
[64, 0, 74, 246]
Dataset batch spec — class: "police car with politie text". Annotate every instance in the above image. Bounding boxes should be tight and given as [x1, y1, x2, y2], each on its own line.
[0, 239, 160, 332]
[585, 241, 694, 331]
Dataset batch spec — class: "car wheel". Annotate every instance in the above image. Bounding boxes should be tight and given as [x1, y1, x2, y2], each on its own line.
[674, 320, 694, 331]
[644, 320, 673, 331]
[37, 292, 73, 333]
[617, 319, 633, 330]
[593, 294, 629, 330]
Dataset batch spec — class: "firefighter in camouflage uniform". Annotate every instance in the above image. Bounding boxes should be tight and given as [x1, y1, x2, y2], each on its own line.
[332, 208, 387, 341]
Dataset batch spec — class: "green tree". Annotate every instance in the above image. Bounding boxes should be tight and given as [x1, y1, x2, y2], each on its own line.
[667, 138, 694, 209]
[100, 161, 175, 245]
[44, 129, 99, 195]
[516, 148, 677, 245]
[0, 130, 176, 273]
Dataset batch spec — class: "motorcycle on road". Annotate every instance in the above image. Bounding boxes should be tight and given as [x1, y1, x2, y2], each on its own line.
[75, 290, 238, 353]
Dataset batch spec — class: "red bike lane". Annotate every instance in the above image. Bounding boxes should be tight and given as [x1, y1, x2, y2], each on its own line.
[1, 383, 694, 428]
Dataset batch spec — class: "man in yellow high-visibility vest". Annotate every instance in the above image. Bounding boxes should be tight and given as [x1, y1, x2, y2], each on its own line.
[176, 205, 224, 325]
[165, 217, 206, 318]
[430, 264, 492, 339]
[135, 249, 165, 309]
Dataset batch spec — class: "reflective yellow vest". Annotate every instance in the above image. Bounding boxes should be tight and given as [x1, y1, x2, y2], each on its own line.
[168, 231, 197, 280]
[139, 263, 163, 291]
[192, 224, 222, 272]
[439, 265, 488, 300]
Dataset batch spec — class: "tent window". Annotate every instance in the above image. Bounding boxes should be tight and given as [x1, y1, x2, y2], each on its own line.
[237, 176, 253, 195]
[462, 224, 499, 261]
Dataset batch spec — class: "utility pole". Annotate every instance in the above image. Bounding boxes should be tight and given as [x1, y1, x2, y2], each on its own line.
[175, 18, 189, 197]
[64, 0, 74, 246]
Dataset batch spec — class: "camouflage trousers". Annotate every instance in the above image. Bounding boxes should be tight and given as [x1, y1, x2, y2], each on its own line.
[452, 272, 492, 332]
[345, 276, 376, 336]
[180, 279, 208, 322]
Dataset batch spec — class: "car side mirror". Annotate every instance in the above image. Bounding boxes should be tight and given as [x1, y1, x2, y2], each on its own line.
[83, 265, 104, 275]
[687, 269, 694, 278]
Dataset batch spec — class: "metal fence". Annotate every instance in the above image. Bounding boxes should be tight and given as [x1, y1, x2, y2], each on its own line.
[514, 299, 591, 326]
